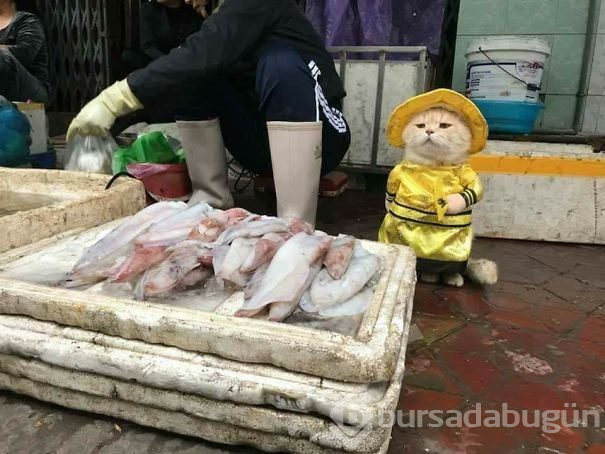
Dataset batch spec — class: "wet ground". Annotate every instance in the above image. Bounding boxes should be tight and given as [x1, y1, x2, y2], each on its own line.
[1, 188, 604, 453]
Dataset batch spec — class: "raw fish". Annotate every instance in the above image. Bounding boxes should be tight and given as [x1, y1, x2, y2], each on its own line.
[134, 203, 212, 248]
[244, 263, 269, 300]
[110, 246, 170, 283]
[135, 241, 211, 299]
[318, 287, 374, 317]
[323, 235, 355, 280]
[188, 208, 252, 242]
[214, 217, 289, 246]
[240, 232, 289, 273]
[287, 217, 313, 235]
[214, 237, 257, 287]
[268, 260, 321, 321]
[234, 233, 332, 320]
[179, 267, 213, 289]
[299, 291, 317, 313]
[66, 202, 187, 286]
[310, 245, 381, 310]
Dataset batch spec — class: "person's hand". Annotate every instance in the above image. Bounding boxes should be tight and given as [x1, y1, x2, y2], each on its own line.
[445, 193, 468, 215]
[66, 80, 143, 142]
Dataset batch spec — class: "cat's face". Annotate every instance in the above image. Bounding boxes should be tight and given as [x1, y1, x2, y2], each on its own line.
[402, 107, 472, 166]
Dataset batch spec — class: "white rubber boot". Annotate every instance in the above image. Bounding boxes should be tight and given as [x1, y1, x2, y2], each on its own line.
[177, 118, 234, 209]
[267, 121, 322, 226]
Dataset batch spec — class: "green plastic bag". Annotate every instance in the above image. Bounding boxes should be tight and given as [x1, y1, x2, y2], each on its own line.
[112, 131, 185, 175]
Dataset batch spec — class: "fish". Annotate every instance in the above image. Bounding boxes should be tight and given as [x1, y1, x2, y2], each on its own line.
[299, 291, 317, 313]
[134, 203, 213, 248]
[310, 245, 381, 311]
[109, 246, 170, 283]
[240, 232, 290, 273]
[243, 263, 269, 300]
[287, 217, 314, 235]
[268, 260, 322, 321]
[135, 241, 211, 299]
[188, 208, 252, 242]
[234, 233, 332, 321]
[214, 216, 289, 246]
[323, 235, 356, 280]
[317, 287, 374, 317]
[214, 237, 257, 287]
[178, 267, 213, 289]
[66, 202, 187, 286]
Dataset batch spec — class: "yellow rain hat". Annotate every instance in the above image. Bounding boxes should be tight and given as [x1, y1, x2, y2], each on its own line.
[386, 88, 488, 154]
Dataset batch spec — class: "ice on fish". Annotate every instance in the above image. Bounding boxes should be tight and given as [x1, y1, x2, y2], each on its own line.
[134, 203, 212, 248]
[235, 233, 332, 320]
[240, 232, 289, 273]
[66, 201, 187, 286]
[214, 237, 257, 287]
[323, 234, 355, 280]
[310, 244, 381, 310]
[110, 246, 170, 283]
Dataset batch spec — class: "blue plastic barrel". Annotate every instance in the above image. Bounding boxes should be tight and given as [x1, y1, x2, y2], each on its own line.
[472, 100, 544, 134]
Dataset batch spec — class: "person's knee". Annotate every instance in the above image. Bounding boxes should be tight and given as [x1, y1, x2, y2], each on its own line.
[256, 45, 308, 92]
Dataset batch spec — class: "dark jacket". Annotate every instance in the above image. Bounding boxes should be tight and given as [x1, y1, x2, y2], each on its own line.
[128, 0, 345, 108]
[139, 0, 203, 61]
[0, 11, 50, 90]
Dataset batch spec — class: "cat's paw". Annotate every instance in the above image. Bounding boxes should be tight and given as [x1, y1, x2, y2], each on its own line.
[443, 273, 464, 287]
[445, 194, 467, 214]
[419, 271, 440, 284]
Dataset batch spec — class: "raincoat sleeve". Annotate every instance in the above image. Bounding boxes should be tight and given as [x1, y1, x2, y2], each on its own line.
[385, 165, 402, 210]
[458, 165, 483, 208]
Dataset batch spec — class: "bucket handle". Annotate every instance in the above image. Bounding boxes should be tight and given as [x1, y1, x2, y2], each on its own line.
[478, 47, 539, 91]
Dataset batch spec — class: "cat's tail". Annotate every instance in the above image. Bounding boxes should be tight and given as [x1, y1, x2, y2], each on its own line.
[465, 258, 498, 286]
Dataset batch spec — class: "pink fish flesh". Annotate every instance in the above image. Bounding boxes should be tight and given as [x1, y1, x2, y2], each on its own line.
[110, 246, 170, 283]
[240, 232, 290, 273]
[66, 201, 187, 286]
[323, 235, 355, 280]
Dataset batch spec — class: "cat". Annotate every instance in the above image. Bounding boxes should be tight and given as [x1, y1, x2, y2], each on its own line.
[380, 106, 498, 287]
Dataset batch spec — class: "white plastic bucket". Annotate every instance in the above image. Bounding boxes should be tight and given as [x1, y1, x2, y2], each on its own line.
[465, 36, 551, 103]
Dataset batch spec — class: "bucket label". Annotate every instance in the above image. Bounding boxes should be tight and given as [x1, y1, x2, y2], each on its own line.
[466, 61, 543, 102]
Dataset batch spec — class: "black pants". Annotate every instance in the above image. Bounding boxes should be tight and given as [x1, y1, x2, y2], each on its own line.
[117, 42, 350, 175]
[0, 48, 48, 104]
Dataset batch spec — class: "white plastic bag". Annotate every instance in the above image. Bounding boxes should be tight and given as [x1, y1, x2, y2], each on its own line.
[66, 134, 117, 174]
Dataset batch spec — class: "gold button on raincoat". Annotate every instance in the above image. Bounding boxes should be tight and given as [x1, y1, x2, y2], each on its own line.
[378, 161, 483, 273]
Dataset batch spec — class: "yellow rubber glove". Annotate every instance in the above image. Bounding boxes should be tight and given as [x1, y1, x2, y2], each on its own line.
[66, 80, 143, 142]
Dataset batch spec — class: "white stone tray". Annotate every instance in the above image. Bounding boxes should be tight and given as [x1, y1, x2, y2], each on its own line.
[0, 168, 146, 253]
[0, 312, 412, 453]
[0, 222, 416, 383]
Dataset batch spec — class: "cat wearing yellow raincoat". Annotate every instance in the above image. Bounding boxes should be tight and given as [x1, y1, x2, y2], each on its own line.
[379, 89, 498, 287]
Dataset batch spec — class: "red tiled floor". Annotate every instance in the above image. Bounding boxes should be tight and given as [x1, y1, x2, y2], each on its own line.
[413, 314, 465, 345]
[440, 350, 503, 395]
[482, 379, 567, 412]
[398, 386, 464, 412]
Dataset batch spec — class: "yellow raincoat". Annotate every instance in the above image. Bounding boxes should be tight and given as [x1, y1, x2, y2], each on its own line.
[378, 161, 483, 273]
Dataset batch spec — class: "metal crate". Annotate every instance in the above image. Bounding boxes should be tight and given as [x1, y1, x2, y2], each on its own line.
[329, 46, 433, 173]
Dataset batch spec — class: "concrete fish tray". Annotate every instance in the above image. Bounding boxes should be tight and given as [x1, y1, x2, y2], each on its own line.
[0, 220, 416, 383]
[0, 168, 146, 254]
[0, 312, 412, 453]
